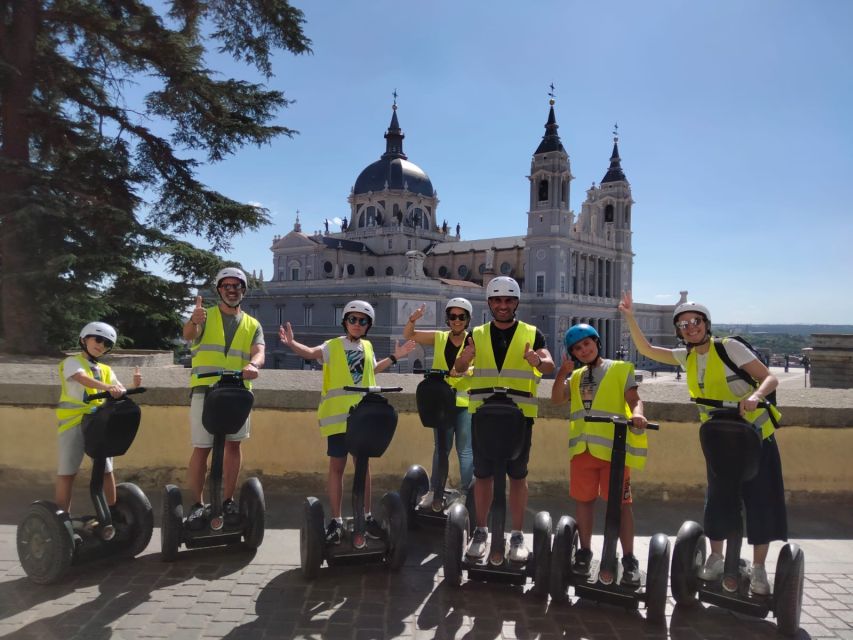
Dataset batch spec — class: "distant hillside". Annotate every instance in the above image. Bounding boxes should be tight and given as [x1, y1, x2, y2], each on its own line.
[713, 325, 853, 357]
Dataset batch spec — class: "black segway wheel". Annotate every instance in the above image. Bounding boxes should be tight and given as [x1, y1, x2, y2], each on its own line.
[160, 485, 183, 562]
[240, 477, 265, 550]
[381, 491, 407, 571]
[645, 532, 672, 624]
[443, 502, 468, 587]
[531, 510, 553, 596]
[17, 502, 75, 584]
[300, 497, 325, 579]
[115, 482, 154, 557]
[549, 515, 578, 604]
[399, 465, 429, 529]
[671, 520, 706, 606]
[774, 543, 805, 637]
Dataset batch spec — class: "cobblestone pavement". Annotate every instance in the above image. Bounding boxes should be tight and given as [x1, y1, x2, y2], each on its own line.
[2, 488, 852, 640]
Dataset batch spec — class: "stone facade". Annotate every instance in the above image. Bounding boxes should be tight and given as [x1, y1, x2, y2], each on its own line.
[807, 334, 853, 389]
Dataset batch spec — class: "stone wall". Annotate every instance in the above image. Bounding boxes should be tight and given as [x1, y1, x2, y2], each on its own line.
[808, 334, 853, 389]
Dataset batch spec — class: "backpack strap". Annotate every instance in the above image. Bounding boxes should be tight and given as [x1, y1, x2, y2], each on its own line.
[713, 338, 780, 429]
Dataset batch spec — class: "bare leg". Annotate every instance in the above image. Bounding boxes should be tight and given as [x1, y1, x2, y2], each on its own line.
[619, 503, 634, 556]
[508, 477, 528, 532]
[364, 459, 372, 513]
[223, 441, 242, 500]
[55, 475, 76, 512]
[753, 543, 769, 566]
[474, 477, 493, 528]
[104, 471, 117, 506]
[188, 447, 212, 504]
[575, 499, 595, 550]
[328, 456, 347, 519]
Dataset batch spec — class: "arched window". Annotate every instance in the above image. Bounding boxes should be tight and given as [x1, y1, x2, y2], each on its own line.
[605, 204, 614, 223]
[538, 179, 548, 201]
[385, 266, 394, 276]
[500, 262, 512, 275]
[478, 263, 486, 274]
[561, 179, 568, 204]
[323, 261, 333, 274]
[366, 206, 376, 226]
[458, 264, 469, 278]
[438, 265, 449, 277]
[346, 264, 355, 276]
[366, 266, 375, 277]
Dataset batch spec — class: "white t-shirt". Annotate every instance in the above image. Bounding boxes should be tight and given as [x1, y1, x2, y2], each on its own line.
[319, 337, 378, 385]
[672, 339, 756, 396]
[59, 356, 117, 401]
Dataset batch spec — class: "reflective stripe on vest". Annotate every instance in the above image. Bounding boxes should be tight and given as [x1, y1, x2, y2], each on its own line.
[686, 342, 781, 439]
[55, 355, 115, 434]
[317, 338, 376, 437]
[433, 331, 470, 408]
[468, 321, 541, 418]
[567, 361, 648, 470]
[190, 307, 260, 389]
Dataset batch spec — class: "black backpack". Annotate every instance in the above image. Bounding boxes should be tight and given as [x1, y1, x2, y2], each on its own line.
[713, 336, 779, 421]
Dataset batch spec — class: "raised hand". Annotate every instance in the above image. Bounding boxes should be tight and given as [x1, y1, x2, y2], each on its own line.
[557, 349, 575, 378]
[394, 339, 417, 359]
[190, 295, 206, 325]
[618, 291, 634, 316]
[278, 322, 295, 348]
[408, 303, 427, 324]
[461, 335, 475, 360]
[523, 342, 541, 368]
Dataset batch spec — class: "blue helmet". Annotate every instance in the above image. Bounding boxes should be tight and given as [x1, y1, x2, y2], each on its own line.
[564, 323, 600, 352]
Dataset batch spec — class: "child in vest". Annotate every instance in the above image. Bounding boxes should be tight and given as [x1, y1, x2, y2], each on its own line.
[551, 323, 648, 587]
[279, 300, 415, 549]
[55, 322, 142, 514]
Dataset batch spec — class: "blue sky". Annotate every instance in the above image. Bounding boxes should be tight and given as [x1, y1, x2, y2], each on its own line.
[182, 0, 853, 324]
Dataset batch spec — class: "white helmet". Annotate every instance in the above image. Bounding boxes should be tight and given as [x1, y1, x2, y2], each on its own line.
[673, 301, 711, 324]
[486, 276, 521, 300]
[215, 267, 248, 290]
[79, 322, 117, 345]
[445, 297, 473, 315]
[343, 300, 375, 323]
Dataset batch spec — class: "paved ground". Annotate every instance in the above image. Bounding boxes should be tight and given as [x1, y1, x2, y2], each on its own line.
[1, 484, 852, 640]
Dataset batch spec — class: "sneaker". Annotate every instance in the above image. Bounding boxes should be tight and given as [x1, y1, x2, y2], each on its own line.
[620, 554, 641, 588]
[466, 527, 488, 559]
[508, 532, 529, 563]
[223, 498, 241, 526]
[573, 547, 593, 575]
[699, 552, 724, 581]
[417, 490, 435, 510]
[750, 564, 771, 596]
[186, 503, 208, 531]
[324, 519, 342, 545]
[364, 515, 384, 540]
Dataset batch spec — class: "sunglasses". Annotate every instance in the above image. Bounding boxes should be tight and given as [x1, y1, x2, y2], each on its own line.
[346, 316, 370, 326]
[447, 313, 468, 321]
[89, 335, 114, 348]
[675, 317, 704, 330]
[219, 283, 243, 291]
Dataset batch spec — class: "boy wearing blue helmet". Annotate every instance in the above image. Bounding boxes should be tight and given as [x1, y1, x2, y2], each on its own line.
[551, 323, 648, 587]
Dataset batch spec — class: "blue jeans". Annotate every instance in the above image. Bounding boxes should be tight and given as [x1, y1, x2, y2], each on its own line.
[431, 406, 473, 491]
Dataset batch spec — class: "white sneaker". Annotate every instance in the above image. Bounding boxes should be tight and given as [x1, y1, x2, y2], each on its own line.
[508, 531, 529, 563]
[417, 490, 434, 509]
[750, 564, 771, 595]
[466, 527, 488, 559]
[699, 552, 724, 580]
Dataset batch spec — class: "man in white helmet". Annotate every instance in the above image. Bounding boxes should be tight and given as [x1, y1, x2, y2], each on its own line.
[182, 267, 265, 530]
[454, 276, 555, 564]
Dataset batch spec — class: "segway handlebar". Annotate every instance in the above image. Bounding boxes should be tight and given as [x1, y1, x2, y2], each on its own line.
[692, 397, 772, 410]
[468, 386, 532, 398]
[583, 414, 659, 430]
[197, 369, 243, 380]
[85, 387, 147, 402]
[343, 385, 403, 393]
[413, 368, 450, 376]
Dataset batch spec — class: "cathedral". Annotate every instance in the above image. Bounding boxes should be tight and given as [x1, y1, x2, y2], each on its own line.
[243, 98, 676, 370]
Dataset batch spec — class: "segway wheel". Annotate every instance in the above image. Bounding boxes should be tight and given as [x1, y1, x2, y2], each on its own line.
[240, 477, 265, 550]
[115, 482, 154, 557]
[531, 510, 553, 597]
[300, 497, 325, 580]
[399, 465, 429, 529]
[381, 491, 407, 571]
[160, 485, 184, 562]
[17, 502, 75, 584]
[443, 502, 468, 587]
[549, 515, 578, 604]
[645, 532, 672, 625]
[671, 520, 706, 606]
[774, 543, 805, 637]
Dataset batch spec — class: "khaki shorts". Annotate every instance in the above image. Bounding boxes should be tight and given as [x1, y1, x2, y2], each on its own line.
[190, 393, 251, 448]
[57, 425, 114, 476]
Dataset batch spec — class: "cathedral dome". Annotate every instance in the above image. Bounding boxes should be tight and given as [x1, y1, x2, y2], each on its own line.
[353, 157, 434, 197]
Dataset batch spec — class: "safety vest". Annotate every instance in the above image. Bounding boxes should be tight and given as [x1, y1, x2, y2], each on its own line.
[190, 306, 260, 389]
[317, 337, 376, 437]
[468, 321, 541, 418]
[567, 361, 648, 470]
[433, 331, 471, 408]
[686, 342, 781, 439]
[56, 354, 116, 434]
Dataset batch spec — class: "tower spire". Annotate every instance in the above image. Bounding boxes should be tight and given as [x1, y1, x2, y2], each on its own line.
[535, 84, 565, 154]
[383, 90, 407, 160]
[601, 123, 627, 183]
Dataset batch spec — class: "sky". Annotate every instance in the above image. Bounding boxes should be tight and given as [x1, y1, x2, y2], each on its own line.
[177, 0, 853, 324]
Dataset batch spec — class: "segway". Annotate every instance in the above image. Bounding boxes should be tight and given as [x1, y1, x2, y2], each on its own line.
[399, 369, 475, 529]
[443, 387, 552, 592]
[17, 387, 153, 584]
[161, 370, 264, 560]
[549, 415, 670, 624]
[300, 385, 407, 579]
[670, 397, 804, 637]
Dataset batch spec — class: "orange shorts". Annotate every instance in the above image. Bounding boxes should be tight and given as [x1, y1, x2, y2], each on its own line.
[569, 450, 632, 504]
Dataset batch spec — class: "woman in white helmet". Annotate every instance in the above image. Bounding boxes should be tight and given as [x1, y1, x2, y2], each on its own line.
[404, 298, 475, 508]
[279, 300, 416, 549]
[55, 322, 142, 513]
[618, 291, 786, 597]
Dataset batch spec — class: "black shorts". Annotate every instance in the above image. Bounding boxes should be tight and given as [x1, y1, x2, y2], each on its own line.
[473, 418, 534, 480]
[326, 433, 348, 458]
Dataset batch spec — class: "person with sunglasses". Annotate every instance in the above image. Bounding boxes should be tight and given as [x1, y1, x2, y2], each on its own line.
[55, 322, 142, 513]
[403, 298, 475, 508]
[182, 267, 265, 530]
[618, 291, 786, 596]
[278, 300, 415, 547]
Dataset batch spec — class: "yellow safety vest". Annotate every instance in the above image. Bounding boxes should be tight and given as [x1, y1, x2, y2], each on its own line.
[56, 354, 116, 434]
[468, 321, 541, 418]
[686, 341, 781, 439]
[568, 361, 648, 470]
[317, 337, 376, 437]
[433, 331, 471, 408]
[190, 306, 260, 389]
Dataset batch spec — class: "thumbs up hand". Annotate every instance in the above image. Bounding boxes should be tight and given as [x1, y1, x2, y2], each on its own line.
[132, 366, 142, 388]
[461, 335, 476, 360]
[190, 295, 206, 326]
[524, 342, 541, 368]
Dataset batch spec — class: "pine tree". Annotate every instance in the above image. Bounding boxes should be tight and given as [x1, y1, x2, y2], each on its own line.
[0, 1, 311, 353]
